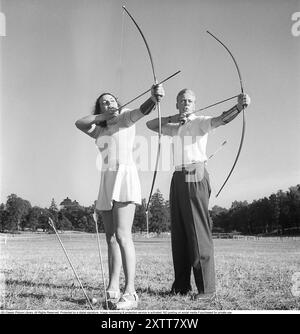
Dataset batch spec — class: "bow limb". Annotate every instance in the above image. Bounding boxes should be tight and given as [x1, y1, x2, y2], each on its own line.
[216, 111, 245, 197]
[122, 6, 157, 82]
[206, 31, 246, 198]
[122, 6, 162, 213]
[146, 102, 161, 212]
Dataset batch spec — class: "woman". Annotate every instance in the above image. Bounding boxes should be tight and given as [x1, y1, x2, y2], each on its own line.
[75, 84, 164, 310]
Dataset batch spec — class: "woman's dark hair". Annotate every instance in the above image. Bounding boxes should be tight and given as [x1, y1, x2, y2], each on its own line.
[93, 93, 122, 127]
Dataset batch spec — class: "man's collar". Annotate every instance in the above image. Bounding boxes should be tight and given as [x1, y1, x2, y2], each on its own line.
[183, 113, 196, 123]
[179, 112, 197, 126]
[187, 113, 196, 120]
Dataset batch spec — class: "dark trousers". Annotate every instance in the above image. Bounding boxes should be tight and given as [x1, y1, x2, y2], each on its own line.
[170, 166, 215, 294]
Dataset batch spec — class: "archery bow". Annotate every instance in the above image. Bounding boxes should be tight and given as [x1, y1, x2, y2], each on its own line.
[122, 6, 163, 229]
[206, 31, 246, 198]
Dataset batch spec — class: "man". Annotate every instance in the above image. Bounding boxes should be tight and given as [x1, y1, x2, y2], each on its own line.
[146, 89, 251, 300]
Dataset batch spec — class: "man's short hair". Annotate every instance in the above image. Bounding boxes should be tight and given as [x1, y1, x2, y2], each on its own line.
[176, 89, 196, 102]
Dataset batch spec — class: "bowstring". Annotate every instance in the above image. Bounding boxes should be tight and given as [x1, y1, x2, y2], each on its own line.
[117, 9, 126, 99]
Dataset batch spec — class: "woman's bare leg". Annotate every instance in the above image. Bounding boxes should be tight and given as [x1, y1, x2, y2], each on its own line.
[113, 202, 136, 294]
[101, 210, 122, 292]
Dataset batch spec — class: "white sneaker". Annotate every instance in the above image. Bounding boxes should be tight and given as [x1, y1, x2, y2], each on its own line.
[113, 292, 139, 310]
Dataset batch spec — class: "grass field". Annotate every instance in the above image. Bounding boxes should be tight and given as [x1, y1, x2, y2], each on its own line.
[0, 232, 299, 312]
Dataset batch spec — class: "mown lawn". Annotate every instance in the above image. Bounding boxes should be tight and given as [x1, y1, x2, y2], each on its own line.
[0, 233, 299, 312]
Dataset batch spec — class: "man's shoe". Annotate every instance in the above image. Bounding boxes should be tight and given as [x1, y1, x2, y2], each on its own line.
[170, 287, 192, 296]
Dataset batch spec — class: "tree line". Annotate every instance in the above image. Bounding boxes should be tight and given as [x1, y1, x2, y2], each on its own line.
[0, 190, 170, 234]
[210, 185, 300, 235]
[0, 185, 299, 235]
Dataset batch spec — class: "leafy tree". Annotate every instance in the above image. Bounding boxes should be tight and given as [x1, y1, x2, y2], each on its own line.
[48, 198, 59, 228]
[79, 215, 96, 233]
[276, 190, 289, 234]
[49, 198, 58, 211]
[248, 199, 271, 234]
[286, 185, 300, 232]
[0, 203, 7, 232]
[56, 211, 73, 231]
[61, 201, 84, 230]
[5, 194, 31, 231]
[148, 189, 169, 234]
[269, 193, 280, 234]
[133, 199, 147, 233]
[210, 206, 228, 232]
[229, 201, 249, 233]
[38, 208, 52, 232]
[211, 205, 228, 216]
[26, 206, 43, 231]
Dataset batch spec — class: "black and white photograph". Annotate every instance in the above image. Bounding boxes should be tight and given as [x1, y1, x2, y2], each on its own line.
[0, 0, 299, 317]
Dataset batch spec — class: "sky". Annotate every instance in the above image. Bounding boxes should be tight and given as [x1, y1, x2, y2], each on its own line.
[0, 0, 300, 210]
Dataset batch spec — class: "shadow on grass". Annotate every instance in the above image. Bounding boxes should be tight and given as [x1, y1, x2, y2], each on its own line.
[18, 292, 46, 300]
[6, 278, 100, 309]
[14, 292, 93, 310]
[136, 286, 173, 297]
[5, 278, 98, 292]
[61, 296, 92, 306]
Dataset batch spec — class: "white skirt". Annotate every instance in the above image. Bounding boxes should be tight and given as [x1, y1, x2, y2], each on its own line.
[96, 164, 141, 211]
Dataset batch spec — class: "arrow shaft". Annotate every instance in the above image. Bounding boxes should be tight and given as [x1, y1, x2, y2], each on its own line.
[119, 70, 180, 110]
[48, 219, 93, 310]
[195, 94, 239, 113]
